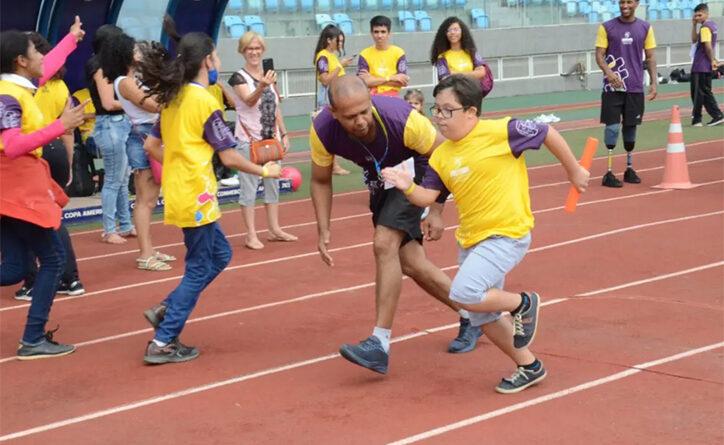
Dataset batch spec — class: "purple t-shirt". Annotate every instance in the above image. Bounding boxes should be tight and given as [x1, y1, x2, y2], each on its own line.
[312, 95, 427, 189]
[600, 18, 653, 93]
[692, 21, 718, 74]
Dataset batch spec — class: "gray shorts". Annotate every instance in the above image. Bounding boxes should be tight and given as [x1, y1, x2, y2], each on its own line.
[236, 140, 280, 207]
[450, 233, 531, 327]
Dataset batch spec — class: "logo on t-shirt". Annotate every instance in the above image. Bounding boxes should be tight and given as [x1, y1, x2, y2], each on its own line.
[212, 118, 234, 143]
[0, 101, 21, 129]
[621, 31, 634, 46]
[515, 120, 540, 137]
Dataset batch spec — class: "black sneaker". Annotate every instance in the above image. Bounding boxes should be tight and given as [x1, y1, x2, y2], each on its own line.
[14, 285, 32, 301]
[602, 171, 623, 188]
[623, 167, 641, 184]
[339, 336, 389, 374]
[143, 303, 167, 330]
[707, 116, 724, 126]
[495, 363, 547, 394]
[448, 317, 484, 353]
[143, 338, 199, 365]
[17, 328, 75, 360]
[57, 280, 85, 296]
[512, 292, 540, 349]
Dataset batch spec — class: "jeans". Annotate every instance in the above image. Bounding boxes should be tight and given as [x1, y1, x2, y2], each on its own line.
[23, 223, 78, 286]
[155, 222, 232, 343]
[0, 217, 65, 343]
[94, 114, 133, 236]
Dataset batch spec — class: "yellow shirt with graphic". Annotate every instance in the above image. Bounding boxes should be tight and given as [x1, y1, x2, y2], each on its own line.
[424, 118, 549, 248]
[151, 83, 236, 228]
[315, 49, 345, 80]
[358, 45, 407, 94]
[71, 88, 96, 142]
[0, 80, 45, 157]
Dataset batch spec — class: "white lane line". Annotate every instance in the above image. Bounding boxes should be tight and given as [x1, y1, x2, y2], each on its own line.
[2, 188, 721, 314]
[68, 139, 722, 237]
[386, 342, 724, 445]
[1, 263, 720, 442]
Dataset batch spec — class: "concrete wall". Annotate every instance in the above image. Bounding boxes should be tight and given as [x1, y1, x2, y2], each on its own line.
[216, 18, 724, 116]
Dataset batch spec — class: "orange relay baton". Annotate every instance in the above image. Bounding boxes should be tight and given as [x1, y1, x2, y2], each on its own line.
[564, 137, 598, 213]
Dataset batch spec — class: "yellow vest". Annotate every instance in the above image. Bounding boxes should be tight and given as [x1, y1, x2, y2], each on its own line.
[0, 80, 45, 157]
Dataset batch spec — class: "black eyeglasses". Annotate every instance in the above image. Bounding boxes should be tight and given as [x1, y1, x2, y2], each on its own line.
[429, 106, 465, 119]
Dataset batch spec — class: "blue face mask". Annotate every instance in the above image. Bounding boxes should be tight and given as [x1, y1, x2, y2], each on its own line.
[208, 68, 218, 85]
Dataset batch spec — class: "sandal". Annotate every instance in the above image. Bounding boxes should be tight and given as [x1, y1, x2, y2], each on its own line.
[154, 251, 176, 262]
[136, 256, 172, 271]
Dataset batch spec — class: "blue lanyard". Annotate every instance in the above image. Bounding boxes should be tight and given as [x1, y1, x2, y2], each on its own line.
[353, 107, 389, 181]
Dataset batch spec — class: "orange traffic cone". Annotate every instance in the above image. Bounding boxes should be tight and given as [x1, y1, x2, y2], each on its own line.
[654, 105, 698, 189]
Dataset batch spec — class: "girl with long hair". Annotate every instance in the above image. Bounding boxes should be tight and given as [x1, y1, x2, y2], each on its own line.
[430, 17, 491, 87]
[137, 30, 281, 364]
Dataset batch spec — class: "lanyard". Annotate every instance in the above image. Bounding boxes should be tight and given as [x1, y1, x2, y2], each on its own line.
[353, 107, 389, 181]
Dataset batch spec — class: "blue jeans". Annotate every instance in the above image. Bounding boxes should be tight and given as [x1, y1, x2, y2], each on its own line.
[94, 114, 133, 236]
[155, 222, 232, 343]
[127, 123, 153, 171]
[0, 217, 65, 344]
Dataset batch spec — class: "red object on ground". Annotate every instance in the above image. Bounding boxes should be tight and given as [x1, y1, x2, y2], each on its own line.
[281, 166, 302, 191]
[564, 137, 599, 213]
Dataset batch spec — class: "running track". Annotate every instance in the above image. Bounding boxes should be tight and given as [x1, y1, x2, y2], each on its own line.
[0, 140, 722, 443]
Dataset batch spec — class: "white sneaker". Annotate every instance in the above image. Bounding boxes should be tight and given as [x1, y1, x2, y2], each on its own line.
[219, 176, 240, 187]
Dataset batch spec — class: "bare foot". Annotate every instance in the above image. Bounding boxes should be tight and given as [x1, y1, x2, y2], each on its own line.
[245, 238, 264, 250]
[102, 233, 127, 245]
[267, 231, 298, 242]
[332, 166, 350, 175]
[120, 229, 137, 238]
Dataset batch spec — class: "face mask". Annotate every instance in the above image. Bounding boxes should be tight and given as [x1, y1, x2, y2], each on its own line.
[208, 68, 218, 85]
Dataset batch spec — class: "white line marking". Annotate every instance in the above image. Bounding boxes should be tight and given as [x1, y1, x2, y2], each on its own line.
[1, 276, 720, 442]
[386, 342, 724, 445]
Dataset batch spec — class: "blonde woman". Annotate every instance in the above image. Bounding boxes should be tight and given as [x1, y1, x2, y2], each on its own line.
[230, 32, 297, 250]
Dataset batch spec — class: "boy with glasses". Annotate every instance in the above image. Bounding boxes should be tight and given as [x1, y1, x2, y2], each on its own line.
[382, 75, 590, 393]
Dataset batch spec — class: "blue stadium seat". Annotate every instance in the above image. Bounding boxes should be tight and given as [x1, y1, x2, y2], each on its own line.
[587, 11, 598, 22]
[223, 15, 246, 38]
[381, 0, 394, 8]
[334, 0, 346, 7]
[454, 0, 466, 6]
[282, 0, 297, 11]
[682, 7, 693, 18]
[244, 15, 266, 35]
[265, 0, 279, 12]
[607, 2, 618, 13]
[470, 8, 489, 28]
[414, 10, 432, 31]
[364, 0, 379, 8]
[565, 1, 577, 16]
[333, 13, 354, 34]
[317, 0, 331, 9]
[349, 0, 361, 9]
[398, 10, 416, 32]
[578, 0, 591, 15]
[648, 7, 661, 19]
[425, 0, 439, 8]
[409, 0, 423, 7]
[601, 11, 613, 20]
[301, 0, 314, 10]
[247, 0, 263, 12]
[229, 0, 243, 11]
[316, 13, 335, 28]
[660, 6, 671, 18]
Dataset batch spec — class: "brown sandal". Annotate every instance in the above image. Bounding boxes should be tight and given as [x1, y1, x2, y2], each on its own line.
[136, 256, 171, 271]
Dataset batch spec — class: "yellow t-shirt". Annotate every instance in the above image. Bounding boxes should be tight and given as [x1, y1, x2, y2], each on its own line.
[0, 80, 45, 157]
[152, 83, 236, 228]
[358, 45, 407, 94]
[315, 49, 345, 80]
[72, 88, 96, 142]
[208, 84, 226, 109]
[34, 79, 69, 126]
[425, 118, 549, 248]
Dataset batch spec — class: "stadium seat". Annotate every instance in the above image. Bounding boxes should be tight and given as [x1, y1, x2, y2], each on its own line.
[425, 0, 439, 8]
[414, 10, 432, 32]
[247, 0, 263, 12]
[301, 0, 314, 10]
[282, 0, 297, 11]
[364, 0, 379, 8]
[317, 0, 331, 9]
[265, 0, 279, 12]
[244, 15, 266, 35]
[601, 11, 613, 20]
[333, 0, 346, 7]
[316, 13, 335, 29]
[587, 11, 599, 22]
[578, 1, 591, 15]
[682, 7, 693, 18]
[565, 2, 577, 16]
[223, 15, 246, 38]
[229, 0, 243, 11]
[333, 13, 354, 34]
[648, 7, 661, 19]
[349, 0, 361, 9]
[454, 0, 466, 6]
[398, 10, 416, 32]
[381, 0, 394, 8]
[660, 6, 671, 18]
[471, 8, 489, 29]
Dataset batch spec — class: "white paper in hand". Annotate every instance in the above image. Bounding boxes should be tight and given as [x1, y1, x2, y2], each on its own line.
[384, 157, 415, 190]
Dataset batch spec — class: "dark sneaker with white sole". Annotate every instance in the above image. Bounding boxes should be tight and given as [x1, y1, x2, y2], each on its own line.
[143, 303, 167, 330]
[623, 167, 641, 184]
[17, 328, 75, 360]
[448, 317, 483, 353]
[57, 280, 85, 296]
[707, 116, 724, 126]
[339, 336, 389, 374]
[602, 171, 623, 188]
[14, 285, 32, 301]
[513, 292, 540, 349]
[143, 338, 199, 364]
[495, 364, 547, 394]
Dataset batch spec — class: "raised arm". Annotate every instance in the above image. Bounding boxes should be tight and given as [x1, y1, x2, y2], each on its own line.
[38, 16, 85, 86]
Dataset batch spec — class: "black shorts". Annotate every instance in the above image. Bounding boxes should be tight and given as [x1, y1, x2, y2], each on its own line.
[600, 92, 645, 126]
[369, 186, 423, 246]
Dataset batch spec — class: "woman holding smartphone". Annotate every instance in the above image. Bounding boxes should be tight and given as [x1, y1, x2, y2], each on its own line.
[313, 24, 354, 175]
[229, 31, 297, 250]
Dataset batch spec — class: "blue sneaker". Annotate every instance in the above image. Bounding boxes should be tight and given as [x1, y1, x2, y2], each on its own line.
[339, 336, 389, 374]
[448, 317, 483, 353]
[495, 364, 547, 394]
[513, 291, 540, 349]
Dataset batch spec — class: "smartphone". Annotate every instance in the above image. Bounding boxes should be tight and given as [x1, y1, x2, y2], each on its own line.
[262, 58, 274, 75]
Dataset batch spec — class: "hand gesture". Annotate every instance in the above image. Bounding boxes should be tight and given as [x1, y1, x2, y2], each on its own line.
[423, 210, 444, 241]
[569, 165, 591, 193]
[606, 72, 623, 89]
[341, 57, 355, 67]
[281, 134, 290, 152]
[60, 98, 90, 131]
[317, 230, 334, 266]
[70, 16, 85, 43]
[260, 70, 277, 87]
[380, 162, 413, 191]
[262, 161, 281, 178]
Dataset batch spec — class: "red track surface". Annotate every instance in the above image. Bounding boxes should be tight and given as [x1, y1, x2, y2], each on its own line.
[0, 140, 722, 444]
